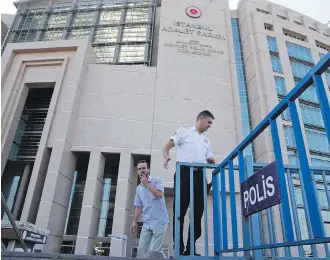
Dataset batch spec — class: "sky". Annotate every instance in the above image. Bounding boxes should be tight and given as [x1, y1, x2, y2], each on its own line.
[1, 0, 330, 25]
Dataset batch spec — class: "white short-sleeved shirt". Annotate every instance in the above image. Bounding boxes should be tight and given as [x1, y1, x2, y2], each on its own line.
[170, 126, 213, 163]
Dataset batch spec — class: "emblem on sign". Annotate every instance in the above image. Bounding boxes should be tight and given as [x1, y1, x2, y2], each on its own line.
[186, 6, 202, 18]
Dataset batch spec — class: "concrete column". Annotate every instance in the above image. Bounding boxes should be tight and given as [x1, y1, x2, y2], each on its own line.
[109, 152, 135, 257]
[34, 140, 77, 253]
[75, 150, 105, 255]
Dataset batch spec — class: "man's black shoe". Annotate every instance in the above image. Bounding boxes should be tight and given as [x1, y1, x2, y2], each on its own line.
[183, 251, 201, 256]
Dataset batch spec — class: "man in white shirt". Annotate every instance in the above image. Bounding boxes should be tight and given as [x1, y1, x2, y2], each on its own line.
[162, 110, 215, 256]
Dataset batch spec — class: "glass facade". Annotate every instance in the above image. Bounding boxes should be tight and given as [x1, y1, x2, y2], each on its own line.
[300, 104, 325, 128]
[274, 76, 286, 95]
[64, 153, 90, 236]
[285, 42, 330, 166]
[97, 154, 119, 237]
[231, 19, 254, 157]
[286, 42, 314, 63]
[267, 36, 278, 53]
[293, 173, 330, 247]
[270, 55, 283, 73]
[320, 53, 330, 86]
[3, 0, 155, 65]
[305, 129, 330, 153]
[267, 36, 283, 73]
[290, 61, 313, 79]
[311, 155, 330, 167]
[299, 84, 318, 103]
[284, 126, 296, 148]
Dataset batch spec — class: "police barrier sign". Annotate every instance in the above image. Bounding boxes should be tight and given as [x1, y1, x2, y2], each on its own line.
[240, 161, 281, 217]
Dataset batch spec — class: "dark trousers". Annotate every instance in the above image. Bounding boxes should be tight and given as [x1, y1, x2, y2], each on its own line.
[173, 166, 205, 254]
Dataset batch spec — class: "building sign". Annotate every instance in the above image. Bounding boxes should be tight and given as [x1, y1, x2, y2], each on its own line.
[186, 6, 202, 18]
[22, 230, 47, 244]
[164, 40, 224, 57]
[161, 20, 226, 41]
[240, 161, 281, 217]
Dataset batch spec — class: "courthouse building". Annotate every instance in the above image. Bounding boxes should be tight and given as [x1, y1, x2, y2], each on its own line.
[1, 0, 330, 257]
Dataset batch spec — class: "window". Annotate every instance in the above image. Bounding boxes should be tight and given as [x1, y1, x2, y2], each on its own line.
[118, 44, 146, 63]
[325, 72, 330, 87]
[125, 7, 149, 23]
[300, 104, 325, 128]
[256, 8, 270, 14]
[319, 53, 330, 86]
[288, 150, 299, 165]
[311, 155, 330, 167]
[47, 13, 68, 28]
[264, 23, 274, 31]
[283, 29, 306, 42]
[274, 76, 286, 95]
[67, 28, 90, 39]
[281, 107, 291, 121]
[15, 31, 37, 43]
[324, 33, 329, 38]
[72, 11, 95, 27]
[122, 25, 147, 42]
[93, 27, 118, 44]
[277, 14, 286, 20]
[1, 175, 21, 217]
[271, 55, 283, 73]
[297, 82, 318, 103]
[98, 10, 121, 24]
[231, 18, 254, 158]
[294, 21, 302, 25]
[309, 27, 316, 32]
[21, 11, 44, 30]
[267, 36, 278, 53]
[290, 60, 313, 79]
[42, 30, 63, 41]
[94, 46, 115, 63]
[286, 42, 313, 63]
[61, 241, 76, 255]
[64, 153, 90, 236]
[316, 40, 330, 52]
[97, 154, 119, 237]
[284, 126, 296, 148]
[306, 129, 330, 153]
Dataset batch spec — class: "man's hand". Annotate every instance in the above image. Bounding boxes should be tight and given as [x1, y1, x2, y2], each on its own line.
[140, 174, 148, 186]
[130, 221, 137, 233]
[164, 156, 171, 169]
[207, 157, 216, 164]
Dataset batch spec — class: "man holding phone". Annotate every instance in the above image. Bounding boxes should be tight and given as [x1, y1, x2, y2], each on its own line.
[131, 160, 169, 259]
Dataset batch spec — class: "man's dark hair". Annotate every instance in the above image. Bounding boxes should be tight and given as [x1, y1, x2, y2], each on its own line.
[197, 110, 215, 121]
[137, 160, 150, 169]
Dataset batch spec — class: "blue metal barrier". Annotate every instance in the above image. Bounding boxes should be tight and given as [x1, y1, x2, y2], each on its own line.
[174, 52, 330, 260]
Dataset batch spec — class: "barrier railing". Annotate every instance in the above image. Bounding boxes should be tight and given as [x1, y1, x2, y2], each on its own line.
[175, 51, 330, 260]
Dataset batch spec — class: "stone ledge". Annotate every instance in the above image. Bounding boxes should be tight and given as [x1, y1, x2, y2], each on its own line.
[1, 251, 151, 260]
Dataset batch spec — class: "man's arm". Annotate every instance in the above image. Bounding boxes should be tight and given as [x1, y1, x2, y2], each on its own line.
[206, 141, 215, 164]
[131, 207, 142, 233]
[163, 140, 174, 169]
[146, 183, 163, 198]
